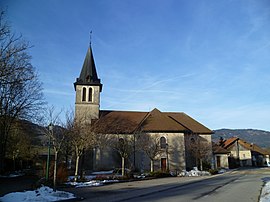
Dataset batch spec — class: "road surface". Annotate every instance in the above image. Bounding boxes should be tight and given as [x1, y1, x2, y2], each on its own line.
[62, 168, 270, 202]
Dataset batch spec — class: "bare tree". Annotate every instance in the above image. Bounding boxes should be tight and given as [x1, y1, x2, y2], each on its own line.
[65, 110, 97, 181]
[0, 10, 44, 173]
[136, 133, 162, 172]
[187, 135, 211, 171]
[111, 135, 133, 176]
[6, 120, 36, 171]
[42, 106, 64, 191]
[94, 116, 136, 176]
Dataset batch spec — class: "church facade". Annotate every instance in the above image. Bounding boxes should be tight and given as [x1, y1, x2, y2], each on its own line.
[74, 45, 213, 172]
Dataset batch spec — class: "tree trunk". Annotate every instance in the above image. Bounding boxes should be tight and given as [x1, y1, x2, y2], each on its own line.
[53, 151, 58, 191]
[150, 159, 154, 172]
[74, 155, 80, 182]
[121, 157, 125, 176]
[200, 158, 203, 171]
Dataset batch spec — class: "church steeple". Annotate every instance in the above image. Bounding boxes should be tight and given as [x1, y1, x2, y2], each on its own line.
[74, 45, 102, 121]
[74, 46, 102, 91]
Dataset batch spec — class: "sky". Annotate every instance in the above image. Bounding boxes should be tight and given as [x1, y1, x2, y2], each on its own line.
[1, 0, 270, 131]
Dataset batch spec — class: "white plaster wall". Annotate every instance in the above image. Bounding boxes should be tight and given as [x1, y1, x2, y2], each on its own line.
[214, 154, 229, 169]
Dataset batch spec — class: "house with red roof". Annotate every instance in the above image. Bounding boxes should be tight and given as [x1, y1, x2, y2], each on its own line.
[220, 137, 270, 168]
[73, 45, 213, 172]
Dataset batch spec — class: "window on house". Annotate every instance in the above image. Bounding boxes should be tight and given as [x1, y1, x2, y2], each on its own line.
[160, 137, 166, 149]
[88, 88, 93, 102]
[82, 87, 86, 101]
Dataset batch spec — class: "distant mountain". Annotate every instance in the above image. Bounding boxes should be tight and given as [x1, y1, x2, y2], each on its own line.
[213, 129, 270, 148]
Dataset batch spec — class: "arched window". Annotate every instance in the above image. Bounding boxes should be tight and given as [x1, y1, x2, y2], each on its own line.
[160, 137, 166, 149]
[82, 87, 86, 101]
[88, 88, 93, 102]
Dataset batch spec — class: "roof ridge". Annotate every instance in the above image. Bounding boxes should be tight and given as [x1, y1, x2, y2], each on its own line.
[140, 108, 186, 132]
[167, 115, 189, 131]
[133, 111, 151, 133]
[100, 109, 148, 113]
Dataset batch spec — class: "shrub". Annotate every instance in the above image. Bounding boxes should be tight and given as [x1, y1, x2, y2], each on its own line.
[208, 169, 218, 175]
[49, 163, 68, 184]
[149, 171, 172, 178]
[57, 163, 68, 184]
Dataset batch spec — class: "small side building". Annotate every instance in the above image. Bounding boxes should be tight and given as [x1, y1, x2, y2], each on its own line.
[220, 137, 270, 168]
[212, 142, 229, 169]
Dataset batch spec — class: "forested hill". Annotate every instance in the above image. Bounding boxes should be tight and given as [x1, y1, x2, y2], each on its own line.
[212, 129, 270, 148]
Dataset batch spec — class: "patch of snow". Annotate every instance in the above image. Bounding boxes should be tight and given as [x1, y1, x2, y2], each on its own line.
[68, 175, 95, 181]
[0, 171, 25, 178]
[91, 170, 114, 175]
[0, 186, 75, 202]
[67, 180, 103, 188]
[178, 168, 211, 177]
[218, 169, 227, 174]
[260, 179, 270, 202]
[66, 179, 119, 188]
[134, 174, 146, 179]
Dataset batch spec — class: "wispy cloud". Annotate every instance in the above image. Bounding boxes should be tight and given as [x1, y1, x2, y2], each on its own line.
[44, 89, 73, 96]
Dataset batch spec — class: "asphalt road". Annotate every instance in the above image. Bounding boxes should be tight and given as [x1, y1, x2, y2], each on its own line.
[62, 168, 270, 202]
[125, 174, 263, 202]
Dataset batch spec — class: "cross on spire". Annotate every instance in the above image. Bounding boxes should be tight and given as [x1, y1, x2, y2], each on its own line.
[90, 31, 92, 46]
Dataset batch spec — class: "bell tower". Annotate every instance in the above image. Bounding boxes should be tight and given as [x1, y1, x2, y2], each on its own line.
[74, 45, 102, 122]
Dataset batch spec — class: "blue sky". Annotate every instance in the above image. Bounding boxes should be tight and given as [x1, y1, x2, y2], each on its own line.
[2, 0, 270, 130]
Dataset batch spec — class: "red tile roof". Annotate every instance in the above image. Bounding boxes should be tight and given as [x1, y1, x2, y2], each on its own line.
[221, 137, 270, 155]
[212, 142, 230, 154]
[238, 140, 270, 155]
[221, 137, 239, 149]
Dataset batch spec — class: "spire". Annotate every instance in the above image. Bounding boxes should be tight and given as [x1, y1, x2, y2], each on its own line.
[74, 45, 102, 91]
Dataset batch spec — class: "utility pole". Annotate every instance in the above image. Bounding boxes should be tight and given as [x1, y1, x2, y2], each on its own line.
[46, 124, 52, 181]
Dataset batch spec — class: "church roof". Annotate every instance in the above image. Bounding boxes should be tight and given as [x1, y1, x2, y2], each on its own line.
[141, 108, 187, 132]
[95, 108, 212, 134]
[74, 46, 102, 90]
[165, 112, 213, 134]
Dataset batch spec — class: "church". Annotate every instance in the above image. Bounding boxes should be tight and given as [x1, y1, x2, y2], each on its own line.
[74, 45, 213, 172]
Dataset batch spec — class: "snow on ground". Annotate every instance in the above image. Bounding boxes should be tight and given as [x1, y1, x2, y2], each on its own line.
[91, 170, 114, 175]
[1, 170, 118, 201]
[66, 179, 119, 188]
[0, 186, 76, 202]
[260, 178, 270, 202]
[0, 171, 25, 178]
[178, 167, 211, 177]
[66, 170, 119, 188]
[68, 175, 95, 181]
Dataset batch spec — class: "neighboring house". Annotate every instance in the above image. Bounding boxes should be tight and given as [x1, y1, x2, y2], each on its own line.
[220, 137, 270, 168]
[73, 45, 213, 172]
[212, 142, 229, 169]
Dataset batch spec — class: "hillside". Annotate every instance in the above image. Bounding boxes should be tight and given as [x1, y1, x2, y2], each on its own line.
[213, 129, 270, 148]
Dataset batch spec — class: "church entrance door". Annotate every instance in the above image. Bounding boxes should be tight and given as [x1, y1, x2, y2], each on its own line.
[161, 158, 166, 172]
